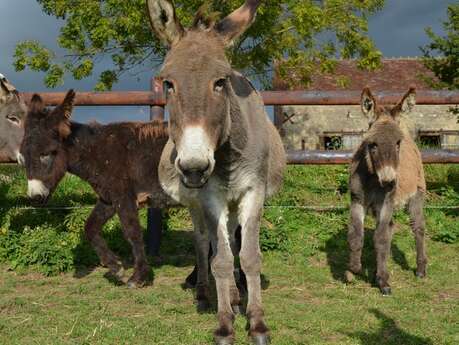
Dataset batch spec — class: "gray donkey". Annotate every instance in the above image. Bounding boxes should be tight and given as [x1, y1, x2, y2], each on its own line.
[0, 73, 27, 163]
[147, 0, 286, 344]
[346, 87, 427, 295]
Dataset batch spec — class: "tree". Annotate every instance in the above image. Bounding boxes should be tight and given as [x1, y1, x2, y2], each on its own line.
[421, 4, 459, 90]
[14, 0, 385, 90]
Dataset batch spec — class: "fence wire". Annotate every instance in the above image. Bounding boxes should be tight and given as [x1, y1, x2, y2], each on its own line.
[0, 205, 458, 211]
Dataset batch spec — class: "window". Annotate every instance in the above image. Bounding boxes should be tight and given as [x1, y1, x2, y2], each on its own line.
[323, 136, 343, 150]
[419, 134, 441, 148]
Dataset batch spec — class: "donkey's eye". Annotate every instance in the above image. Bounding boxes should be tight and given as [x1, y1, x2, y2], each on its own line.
[214, 78, 226, 93]
[40, 154, 52, 164]
[163, 80, 175, 95]
[6, 114, 21, 126]
[40, 151, 56, 165]
[369, 143, 378, 151]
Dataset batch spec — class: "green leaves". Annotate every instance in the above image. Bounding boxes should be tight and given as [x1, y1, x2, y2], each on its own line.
[422, 4, 459, 90]
[14, 41, 53, 72]
[15, 0, 385, 89]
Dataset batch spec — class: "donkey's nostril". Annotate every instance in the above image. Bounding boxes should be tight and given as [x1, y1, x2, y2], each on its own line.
[381, 180, 396, 190]
[177, 159, 211, 188]
[178, 159, 210, 175]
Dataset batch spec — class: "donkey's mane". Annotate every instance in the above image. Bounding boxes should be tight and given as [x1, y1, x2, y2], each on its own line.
[138, 121, 168, 141]
[364, 117, 403, 142]
[191, 3, 220, 31]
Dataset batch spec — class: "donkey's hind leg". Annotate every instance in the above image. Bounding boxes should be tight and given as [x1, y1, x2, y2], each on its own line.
[85, 200, 123, 279]
[408, 189, 427, 278]
[189, 207, 211, 311]
[228, 211, 243, 314]
[346, 201, 365, 282]
[117, 199, 150, 288]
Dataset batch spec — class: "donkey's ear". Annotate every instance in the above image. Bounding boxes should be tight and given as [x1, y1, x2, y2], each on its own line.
[146, 0, 184, 47]
[0, 74, 18, 104]
[51, 90, 75, 139]
[393, 87, 416, 117]
[215, 0, 261, 46]
[53, 89, 76, 120]
[29, 94, 45, 115]
[361, 87, 376, 119]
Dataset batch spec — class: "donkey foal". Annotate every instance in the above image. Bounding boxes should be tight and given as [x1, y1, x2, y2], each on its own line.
[346, 87, 427, 295]
[21, 90, 169, 288]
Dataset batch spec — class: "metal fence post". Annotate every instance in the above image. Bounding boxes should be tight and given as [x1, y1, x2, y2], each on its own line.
[146, 77, 165, 257]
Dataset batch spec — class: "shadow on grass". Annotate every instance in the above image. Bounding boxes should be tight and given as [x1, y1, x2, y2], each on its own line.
[345, 309, 433, 345]
[72, 228, 197, 286]
[323, 226, 414, 286]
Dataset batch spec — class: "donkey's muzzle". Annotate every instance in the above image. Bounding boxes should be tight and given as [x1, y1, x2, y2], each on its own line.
[30, 194, 49, 207]
[27, 179, 50, 205]
[177, 159, 211, 188]
[377, 166, 397, 190]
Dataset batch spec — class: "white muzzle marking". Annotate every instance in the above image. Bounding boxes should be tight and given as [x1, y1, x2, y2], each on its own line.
[27, 179, 49, 198]
[176, 126, 215, 171]
[377, 166, 396, 184]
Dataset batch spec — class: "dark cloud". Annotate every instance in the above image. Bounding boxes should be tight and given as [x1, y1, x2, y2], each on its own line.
[369, 0, 451, 56]
[0, 0, 453, 122]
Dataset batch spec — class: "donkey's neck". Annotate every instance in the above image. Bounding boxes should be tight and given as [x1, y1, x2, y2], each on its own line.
[64, 122, 101, 179]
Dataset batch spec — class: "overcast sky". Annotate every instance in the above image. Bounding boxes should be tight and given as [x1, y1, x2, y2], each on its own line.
[0, 0, 454, 123]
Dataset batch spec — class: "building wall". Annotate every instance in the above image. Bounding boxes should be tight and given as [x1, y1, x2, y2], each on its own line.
[280, 105, 459, 150]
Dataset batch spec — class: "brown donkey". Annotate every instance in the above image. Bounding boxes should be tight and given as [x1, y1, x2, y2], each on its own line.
[147, 0, 286, 344]
[346, 87, 427, 295]
[20, 90, 169, 288]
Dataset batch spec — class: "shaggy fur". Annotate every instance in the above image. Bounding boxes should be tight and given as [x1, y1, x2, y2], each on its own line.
[347, 87, 427, 295]
[21, 90, 171, 288]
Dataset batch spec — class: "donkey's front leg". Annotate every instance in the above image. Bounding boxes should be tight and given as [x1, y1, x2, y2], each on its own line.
[117, 198, 150, 288]
[238, 189, 270, 345]
[346, 201, 365, 282]
[85, 200, 123, 279]
[203, 201, 235, 345]
[374, 200, 395, 295]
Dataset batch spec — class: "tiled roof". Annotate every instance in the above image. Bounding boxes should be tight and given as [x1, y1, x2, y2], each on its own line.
[273, 58, 438, 91]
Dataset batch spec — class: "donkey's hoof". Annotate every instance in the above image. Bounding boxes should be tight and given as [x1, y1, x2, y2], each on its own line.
[214, 336, 234, 345]
[251, 334, 270, 345]
[127, 280, 144, 289]
[416, 271, 426, 279]
[380, 286, 392, 296]
[109, 266, 124, 280]
[344, 270, 355, 283]
[127, 277, 147, 289]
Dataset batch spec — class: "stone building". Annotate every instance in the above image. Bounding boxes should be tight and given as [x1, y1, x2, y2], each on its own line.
[273, 59, 459, 151]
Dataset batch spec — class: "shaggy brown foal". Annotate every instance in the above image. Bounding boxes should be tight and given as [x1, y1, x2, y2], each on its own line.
[20, 90, 169, 287]
[346, 87, 427, 295]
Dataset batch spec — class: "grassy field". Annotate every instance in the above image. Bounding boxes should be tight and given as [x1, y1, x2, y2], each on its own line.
[0, 164, 458, 344]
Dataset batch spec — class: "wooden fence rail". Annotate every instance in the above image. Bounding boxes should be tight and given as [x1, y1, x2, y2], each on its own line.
[22, 89, 459, 106]
[287, 149, 459, 165]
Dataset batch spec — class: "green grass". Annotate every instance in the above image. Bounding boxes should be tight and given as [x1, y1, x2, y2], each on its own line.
[0, 164, 458, 344]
